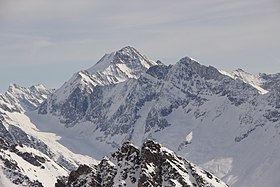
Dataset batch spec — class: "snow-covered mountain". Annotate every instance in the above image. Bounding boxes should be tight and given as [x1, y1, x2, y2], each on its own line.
[0, 84, 97, 186]
[0, 84, 53, 113]
[50, 46, 158, 105]
[35, 47, 280, 187]
[56, 140, 228, 187]
[1, 46, 280, 186]
[40, 46, 160, 126]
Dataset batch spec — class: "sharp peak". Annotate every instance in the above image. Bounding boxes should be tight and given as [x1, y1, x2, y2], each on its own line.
[143, 139, 162, 148]
[180, 55, 197, 61]
[96, 46, 144, 64]
[118, 46, 138, 52]
[178, 56, 201, 65]
[102, 46, 141, 56]
[178, 56, 219, 70]
[86, 46, 157, 75]
[177, 56, 209, 69]
[114, 46, 145, 58]
[119, 140, 162, 150]
[120, 141, 137, 148]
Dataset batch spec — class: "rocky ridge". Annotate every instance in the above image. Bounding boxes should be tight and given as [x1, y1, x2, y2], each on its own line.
[56, 140, 228, 187]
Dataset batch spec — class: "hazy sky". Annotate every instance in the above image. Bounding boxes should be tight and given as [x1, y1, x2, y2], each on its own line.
[0, 0, 279, 92]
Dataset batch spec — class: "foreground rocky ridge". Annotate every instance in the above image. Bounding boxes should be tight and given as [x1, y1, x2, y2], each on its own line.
[56, 140, 228, 187]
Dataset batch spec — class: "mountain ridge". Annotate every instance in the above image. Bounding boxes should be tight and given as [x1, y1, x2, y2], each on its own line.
[87, 46, 158, 75]
[1, 46, 280, 186]
[40, 46, 160, 122]
[56, 140, 228, 187]
[0, 83, 53, 114]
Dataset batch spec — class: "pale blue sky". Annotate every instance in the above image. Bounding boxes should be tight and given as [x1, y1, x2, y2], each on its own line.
[0, 0, 279, 92]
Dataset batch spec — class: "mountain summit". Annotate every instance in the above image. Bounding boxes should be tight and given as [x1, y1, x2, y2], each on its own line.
[85, 46, 158, 86]
[87, 46, 158, 78]
[44, 46, 158, 103]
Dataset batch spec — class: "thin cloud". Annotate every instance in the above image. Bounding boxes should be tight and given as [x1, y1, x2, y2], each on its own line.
[0, 0, 279, 92]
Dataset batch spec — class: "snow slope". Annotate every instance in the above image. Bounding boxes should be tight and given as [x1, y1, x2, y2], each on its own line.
[219, 69, 268, 94]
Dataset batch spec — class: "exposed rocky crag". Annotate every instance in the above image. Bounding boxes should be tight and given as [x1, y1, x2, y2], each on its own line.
[56, 140, 228, 187]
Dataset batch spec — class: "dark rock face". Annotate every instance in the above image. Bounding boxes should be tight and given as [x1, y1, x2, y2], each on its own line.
[0, 121, 14, 149]
[260, 73, 280, 91]
[146, 65, 171, 80]
[11, 148, 46, 167]
[139, 140, 163, 186]
[60, 87, 90, 127]
[57, 140, 228, 187]
[67, 165, 99, 187]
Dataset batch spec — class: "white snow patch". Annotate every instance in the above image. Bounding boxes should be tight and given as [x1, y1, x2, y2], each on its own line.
[4, 111, 98, 166]
[202, 158, 233, 179]
[219, 69, 268, 94]
[87, 52, 115, 74]
[185, 132, 193, 143]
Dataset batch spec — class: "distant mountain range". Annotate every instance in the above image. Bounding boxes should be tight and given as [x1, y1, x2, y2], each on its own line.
[1, 46, 280, 186]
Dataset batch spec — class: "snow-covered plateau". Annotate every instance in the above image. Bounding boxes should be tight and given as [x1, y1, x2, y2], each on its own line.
[1, 46, 280, 187]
